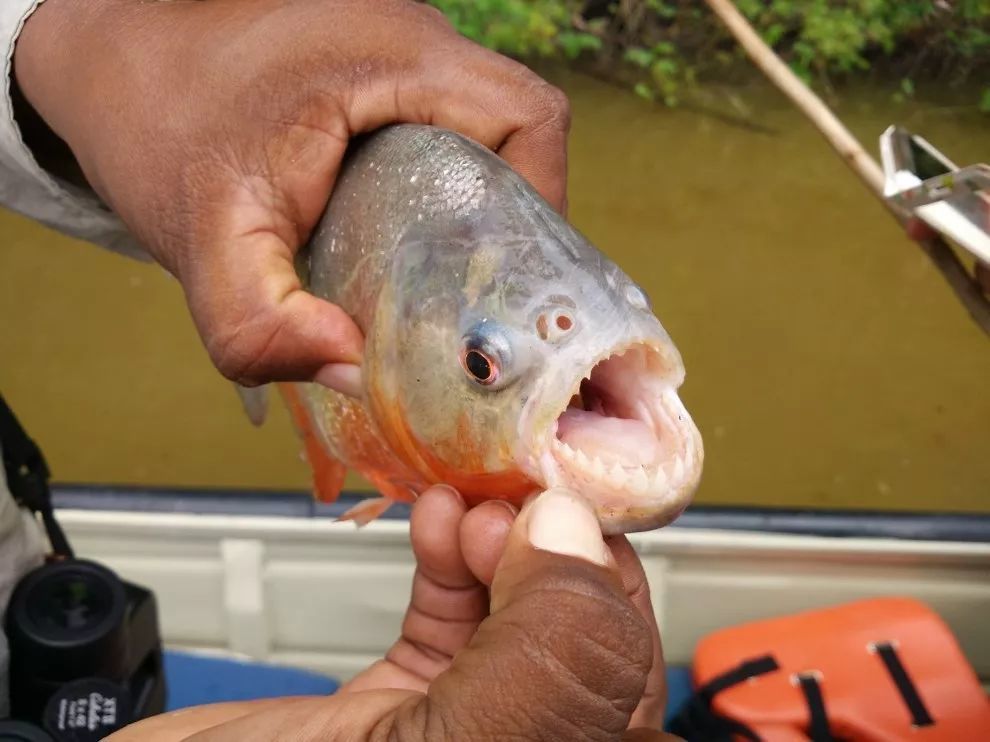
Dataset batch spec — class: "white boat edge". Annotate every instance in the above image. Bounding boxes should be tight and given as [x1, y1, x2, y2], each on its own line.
[54, 506, 990, 686]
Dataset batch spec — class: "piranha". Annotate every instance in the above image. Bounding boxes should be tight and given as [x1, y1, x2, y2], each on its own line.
[240, 124, 703, 535]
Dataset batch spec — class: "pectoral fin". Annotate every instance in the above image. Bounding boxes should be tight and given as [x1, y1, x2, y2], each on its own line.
[278, 382, 346, 504]
[234, 383, 269, 426]
[337, 496, 394, 526]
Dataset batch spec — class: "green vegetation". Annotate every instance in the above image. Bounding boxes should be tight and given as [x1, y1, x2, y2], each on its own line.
[429, 0, 990, 110]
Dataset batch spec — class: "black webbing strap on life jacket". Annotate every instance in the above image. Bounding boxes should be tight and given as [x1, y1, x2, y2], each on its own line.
[794, 672, 836, 742]
[667, 655, 779, 741]
[871, 641, 935, 728]
[0, 392, 73, 558]
[666, 654, 852, 742]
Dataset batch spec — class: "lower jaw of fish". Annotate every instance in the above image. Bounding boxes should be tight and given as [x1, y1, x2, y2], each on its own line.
[522, 342, 704, 536]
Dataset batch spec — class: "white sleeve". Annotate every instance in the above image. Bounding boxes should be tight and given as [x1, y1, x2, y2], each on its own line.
[0, 0, 149, 260]
[0, 442, 47, 717]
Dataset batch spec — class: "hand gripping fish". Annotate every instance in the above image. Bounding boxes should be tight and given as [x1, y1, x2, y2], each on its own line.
[239, 124, 703, 535]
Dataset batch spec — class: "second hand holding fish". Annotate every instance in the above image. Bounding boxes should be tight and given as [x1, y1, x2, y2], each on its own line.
[107, 486, 678, 741]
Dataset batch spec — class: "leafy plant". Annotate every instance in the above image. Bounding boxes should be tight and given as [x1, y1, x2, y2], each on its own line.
[428, 0, 990, 109]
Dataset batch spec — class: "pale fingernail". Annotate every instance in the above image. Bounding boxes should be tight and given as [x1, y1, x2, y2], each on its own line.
[492, 499, 519, 516]
[314, 363, 362, 398]
[428, 484, 465, 505]
[526, 487, 608, 566]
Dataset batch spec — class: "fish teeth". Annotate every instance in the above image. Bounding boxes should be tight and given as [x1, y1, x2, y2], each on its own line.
[575, 449, 590, 468]
[631, 467, 650, 493]
[589, 456, 606, 477]
[558, 442, 575, 460]
[672, 456, 685, 481]
[608, 462, 626, 485]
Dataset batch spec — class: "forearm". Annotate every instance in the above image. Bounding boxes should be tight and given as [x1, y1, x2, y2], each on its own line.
[10, 62, 87, 191]
[13, 0, 126, 198]
[0, 0, 146, 258]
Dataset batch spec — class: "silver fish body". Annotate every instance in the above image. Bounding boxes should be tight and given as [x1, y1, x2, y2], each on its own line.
[266, 124, 703, 534]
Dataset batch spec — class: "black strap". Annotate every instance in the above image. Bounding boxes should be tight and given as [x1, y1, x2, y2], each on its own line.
[700, 654, 780, 702]
[667, 655, 779, 741]
[795, 673, 835, 742]
[873, 642, 935, 727]
[668, 700, 762, 741]
[0, 392, 74, 558]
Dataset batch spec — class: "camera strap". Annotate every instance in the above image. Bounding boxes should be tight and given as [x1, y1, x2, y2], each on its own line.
[0, 393, 74, 559]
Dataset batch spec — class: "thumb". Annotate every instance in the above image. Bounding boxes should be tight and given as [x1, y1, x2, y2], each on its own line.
[416, 487, 664, 740]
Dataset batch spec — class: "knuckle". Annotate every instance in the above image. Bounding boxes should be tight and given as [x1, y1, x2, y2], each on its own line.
[206, 306, 282, 384]
[546, 571, 652, 674]
[509, 565, 654, 711]
[531, 82, 572, 132]
[418, 563, 653, 741]
[208, 329, 254, 383]
[418, 2, 451, 26]
[406, 0, 454, 33]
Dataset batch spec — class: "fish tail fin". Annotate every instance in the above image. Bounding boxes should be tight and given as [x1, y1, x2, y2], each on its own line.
[337, 496, 394, 526]
[277, 382, 346, 504]
[234, 383, 270, 426]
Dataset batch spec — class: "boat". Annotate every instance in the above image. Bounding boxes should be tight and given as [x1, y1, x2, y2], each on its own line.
[880, 125, 990, 265]
[50, 484, 990, 726]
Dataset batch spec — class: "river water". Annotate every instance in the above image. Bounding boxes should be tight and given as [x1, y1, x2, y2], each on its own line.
[1, 70, 987, 513]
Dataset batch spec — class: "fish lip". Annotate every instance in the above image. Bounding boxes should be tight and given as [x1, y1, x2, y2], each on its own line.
[516, 338, 704, 533]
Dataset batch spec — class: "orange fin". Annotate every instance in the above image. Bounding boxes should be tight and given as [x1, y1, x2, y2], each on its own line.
[277, 383, 346, 504]
[364, 471, 419, 505]
[338, 496, 394, 526]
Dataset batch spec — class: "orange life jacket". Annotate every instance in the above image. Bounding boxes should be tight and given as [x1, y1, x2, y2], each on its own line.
[668, 597, 990, 741]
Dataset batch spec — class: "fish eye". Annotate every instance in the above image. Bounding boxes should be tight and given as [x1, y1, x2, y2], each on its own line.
[460, 323, 516, 390]
[462, 348, 498, 385]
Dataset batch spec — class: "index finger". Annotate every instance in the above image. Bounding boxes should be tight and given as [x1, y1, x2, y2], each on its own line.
[344, 35, 571, 213]
[180, 228, 365, 387]
[427, 50, 571, 214]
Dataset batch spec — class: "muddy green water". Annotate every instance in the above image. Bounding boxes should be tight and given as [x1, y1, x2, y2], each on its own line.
[1, 70, 988, 512]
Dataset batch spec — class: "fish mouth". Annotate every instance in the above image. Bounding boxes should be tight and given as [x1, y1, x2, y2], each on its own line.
[534, 341, 704, 534]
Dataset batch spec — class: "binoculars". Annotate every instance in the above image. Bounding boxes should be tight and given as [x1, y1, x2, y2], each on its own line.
[1, 558, 166, 741]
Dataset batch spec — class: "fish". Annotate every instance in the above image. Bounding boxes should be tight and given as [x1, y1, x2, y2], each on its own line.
[239, 124, 704, 535]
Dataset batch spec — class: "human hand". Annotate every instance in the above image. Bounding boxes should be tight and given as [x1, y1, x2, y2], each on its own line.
[342, 485, 669, 733]
[107, 486, 678, 740]
[13, 0, 570, 396]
